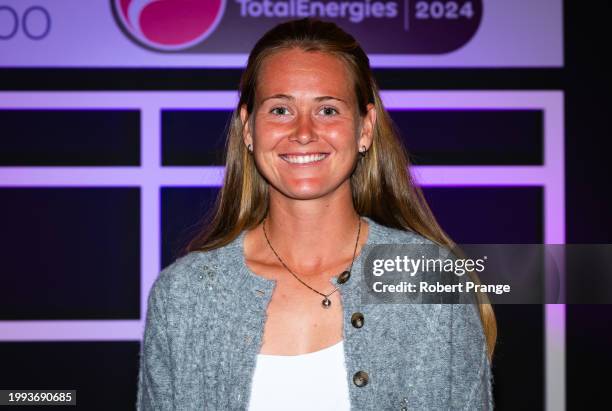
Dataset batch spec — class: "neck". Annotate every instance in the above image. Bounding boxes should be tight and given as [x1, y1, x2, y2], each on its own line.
[262, 184, 367, 275]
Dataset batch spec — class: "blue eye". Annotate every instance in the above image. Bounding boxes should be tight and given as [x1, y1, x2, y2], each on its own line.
[271, 107, 289, 116]
[320, 106, 339, 116]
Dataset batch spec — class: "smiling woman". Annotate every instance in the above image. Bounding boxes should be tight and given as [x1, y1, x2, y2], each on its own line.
[240, 47, 376, 203]
[137, 18, 496, 411]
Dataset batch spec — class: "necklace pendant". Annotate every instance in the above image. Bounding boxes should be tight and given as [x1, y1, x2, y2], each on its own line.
[322, 297, 332, 309]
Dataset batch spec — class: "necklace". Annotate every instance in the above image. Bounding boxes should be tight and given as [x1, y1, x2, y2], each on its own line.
[262, 216, 362, 309]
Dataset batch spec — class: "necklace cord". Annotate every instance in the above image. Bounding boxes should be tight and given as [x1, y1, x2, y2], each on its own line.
[262, 216, 362, 299]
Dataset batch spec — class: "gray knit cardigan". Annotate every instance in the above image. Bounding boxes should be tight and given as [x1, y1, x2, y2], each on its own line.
[136, 216, 494, 410]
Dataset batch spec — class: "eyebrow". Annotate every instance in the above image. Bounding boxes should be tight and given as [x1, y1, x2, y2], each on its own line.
[261, 94, 347, 104]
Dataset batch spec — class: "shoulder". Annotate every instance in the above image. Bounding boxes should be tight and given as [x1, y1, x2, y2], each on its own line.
[152, 247, 227, 296]
[370, 220, 438, 246]
[369, 221, 459, 263]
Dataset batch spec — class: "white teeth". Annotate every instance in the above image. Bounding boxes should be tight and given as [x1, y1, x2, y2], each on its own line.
[282, 154, 328, 164]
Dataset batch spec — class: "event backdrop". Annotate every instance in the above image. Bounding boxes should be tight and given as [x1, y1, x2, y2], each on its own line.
[0, 0, 562, 67]
[0, 1, 566, 410]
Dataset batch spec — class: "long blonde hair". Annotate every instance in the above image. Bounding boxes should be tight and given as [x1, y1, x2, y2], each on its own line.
[182, 18, 497, 361]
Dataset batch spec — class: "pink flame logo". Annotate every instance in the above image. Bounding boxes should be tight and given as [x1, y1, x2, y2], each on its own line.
[113, 0, 226, 51]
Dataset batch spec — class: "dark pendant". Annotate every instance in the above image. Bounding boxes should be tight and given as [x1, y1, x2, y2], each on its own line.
[337, 270, 351, 284]
[322, 297, 332, 309]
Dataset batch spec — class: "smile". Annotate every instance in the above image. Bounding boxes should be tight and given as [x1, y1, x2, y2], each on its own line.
[280, 153, 329, 165]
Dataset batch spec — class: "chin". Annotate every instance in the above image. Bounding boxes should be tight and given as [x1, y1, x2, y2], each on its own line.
[278, 182, 331, 200]
[287, 188, 328, 200]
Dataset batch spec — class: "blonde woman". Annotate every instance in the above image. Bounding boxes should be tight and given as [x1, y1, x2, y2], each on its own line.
[137, 18, 496, 411]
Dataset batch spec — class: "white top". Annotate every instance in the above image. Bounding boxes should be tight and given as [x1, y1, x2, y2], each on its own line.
[247, 340, 351, 411]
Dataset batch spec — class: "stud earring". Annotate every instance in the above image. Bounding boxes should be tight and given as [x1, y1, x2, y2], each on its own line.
[359, 145, 368, 157]
[247, 143, 253, 153]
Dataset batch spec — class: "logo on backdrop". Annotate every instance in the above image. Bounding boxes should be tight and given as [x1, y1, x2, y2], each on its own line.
[112, 0, 227, 51]
[111, 0, 482, 54]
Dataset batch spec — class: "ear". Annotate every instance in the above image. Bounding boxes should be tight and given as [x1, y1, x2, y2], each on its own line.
[240, 104, 253, 148]
[358, 103, 376, 150]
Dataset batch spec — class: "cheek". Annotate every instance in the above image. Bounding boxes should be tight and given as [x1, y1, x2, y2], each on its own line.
[325, 123, 359, 147]
[254, 121, 286, 147]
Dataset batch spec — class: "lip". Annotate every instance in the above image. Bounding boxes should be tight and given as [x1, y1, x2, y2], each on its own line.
[280, 152, 330, 156]
[279, 152, 330, 166]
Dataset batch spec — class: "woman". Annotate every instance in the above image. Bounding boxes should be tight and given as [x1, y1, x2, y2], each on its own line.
[137, 18, 496, 410]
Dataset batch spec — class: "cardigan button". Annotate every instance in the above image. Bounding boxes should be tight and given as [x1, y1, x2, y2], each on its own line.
[337, 270, 351, 284]
[351, 312, 364, 328]
[353, 370, 369, 387]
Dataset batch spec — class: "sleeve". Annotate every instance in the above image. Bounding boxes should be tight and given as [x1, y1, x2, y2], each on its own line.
[136, 277, 174, 410]
[450, 302, 495, 410]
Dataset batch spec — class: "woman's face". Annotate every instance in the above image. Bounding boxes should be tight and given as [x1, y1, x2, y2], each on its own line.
[240, 48, 376, 200]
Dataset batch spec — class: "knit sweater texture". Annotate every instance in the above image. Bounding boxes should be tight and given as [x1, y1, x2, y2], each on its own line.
[136, 216, 494, 410]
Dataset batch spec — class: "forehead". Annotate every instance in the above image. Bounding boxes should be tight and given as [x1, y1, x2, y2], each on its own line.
[256, 48, 354, 101]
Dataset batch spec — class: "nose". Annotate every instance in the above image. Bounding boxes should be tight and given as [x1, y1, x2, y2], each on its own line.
[290, 112, 318, 144]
